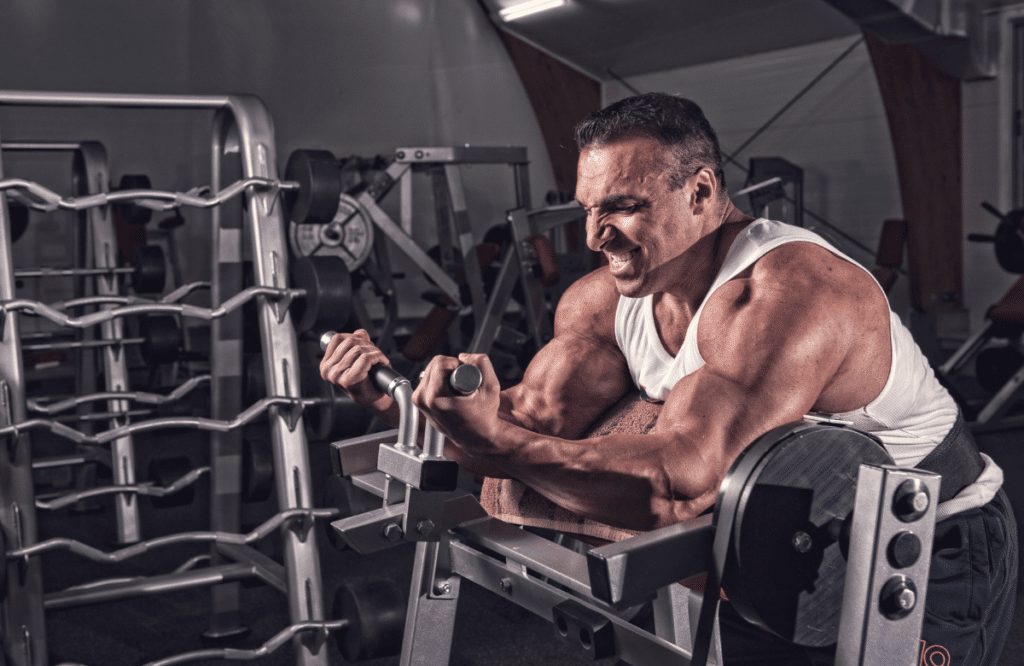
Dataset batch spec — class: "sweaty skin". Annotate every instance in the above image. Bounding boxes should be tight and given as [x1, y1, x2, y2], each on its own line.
[321, 135, 892, 532]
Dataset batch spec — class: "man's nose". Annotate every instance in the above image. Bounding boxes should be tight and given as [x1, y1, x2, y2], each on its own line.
[586, 214, 613, 251]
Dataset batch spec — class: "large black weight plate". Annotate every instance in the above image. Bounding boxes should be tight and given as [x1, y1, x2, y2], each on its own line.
[332, 578, 406, 662]
[139, 315, 181, 365]
[148, 456, 195, 508]
[130, 244, 167, 294]
[290, 255, 352, 334]
[285, 150, 342, 226]
[115, 174, 153, 226]
[723, 423, 893, 647]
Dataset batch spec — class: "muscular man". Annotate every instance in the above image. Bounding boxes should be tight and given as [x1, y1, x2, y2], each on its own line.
[322, 93, 1016, 665]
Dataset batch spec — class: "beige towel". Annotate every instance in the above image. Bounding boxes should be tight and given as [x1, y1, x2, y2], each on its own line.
[480, 390, 661, 542]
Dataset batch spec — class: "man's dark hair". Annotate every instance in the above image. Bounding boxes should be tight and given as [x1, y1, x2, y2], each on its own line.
[574, 93, 726, 196]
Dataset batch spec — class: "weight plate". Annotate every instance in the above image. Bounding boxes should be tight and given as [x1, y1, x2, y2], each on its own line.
[285, 149, 342, 226]
[242, 433, 274, 503]
[130, 244, 167, 294]
[290, 255, 353, 334]
[139, 315, 181, 365]
[289, 193, 374, 272]
[148, 456, 195, 508]
[332, 578, 406, 662]
[722, 422, 893, 647]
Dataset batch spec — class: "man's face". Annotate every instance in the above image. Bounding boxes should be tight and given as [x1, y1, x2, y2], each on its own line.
[576, 135, 707, 298]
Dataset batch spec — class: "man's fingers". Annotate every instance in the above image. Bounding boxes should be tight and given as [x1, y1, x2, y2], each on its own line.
[458, 353, 498, 390]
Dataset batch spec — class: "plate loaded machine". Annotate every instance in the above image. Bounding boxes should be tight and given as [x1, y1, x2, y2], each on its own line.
[0, 91, 371, 666]
[285, 146, 579, 369]
[323, 333, 940, 666]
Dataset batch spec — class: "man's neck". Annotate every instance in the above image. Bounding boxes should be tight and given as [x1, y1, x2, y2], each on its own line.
[650, 200, 754, 354]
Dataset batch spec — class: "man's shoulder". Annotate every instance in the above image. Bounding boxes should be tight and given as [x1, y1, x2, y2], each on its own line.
[749, 240, 877, 297]
[553, 266, 621, 340]
[700, 239, 885, 349]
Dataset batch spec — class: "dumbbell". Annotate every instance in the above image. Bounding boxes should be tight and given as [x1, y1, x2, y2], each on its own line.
[319, 331, 482, 395]
[14, 243, 167, 294]
[21, 315, 182, 366]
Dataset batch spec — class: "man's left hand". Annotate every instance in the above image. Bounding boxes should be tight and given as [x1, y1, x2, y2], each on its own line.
[414, 353, 503, 453]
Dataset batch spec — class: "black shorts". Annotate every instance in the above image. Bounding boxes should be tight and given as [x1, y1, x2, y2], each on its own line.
[718, 488, 1019, 666]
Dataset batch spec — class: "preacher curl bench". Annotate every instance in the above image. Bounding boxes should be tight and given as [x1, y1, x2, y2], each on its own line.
[320, 333, 940, 666]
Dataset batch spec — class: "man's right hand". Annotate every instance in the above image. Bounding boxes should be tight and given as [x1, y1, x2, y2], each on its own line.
[319, 329, 397, 420]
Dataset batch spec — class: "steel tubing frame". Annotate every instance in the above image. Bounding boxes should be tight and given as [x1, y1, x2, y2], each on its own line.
[0, 90, 327, 666]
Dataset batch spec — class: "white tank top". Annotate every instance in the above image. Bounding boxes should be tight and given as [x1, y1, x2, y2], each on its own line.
[614, 218, 960, 467]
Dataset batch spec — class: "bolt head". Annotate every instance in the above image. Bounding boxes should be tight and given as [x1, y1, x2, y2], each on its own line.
[416, 518, 435, 535]
[382, 523, 403, 542]
[434, 580, 452, 595]
[499, 577, 512, 593]
[792, 531, 813, 553]
[880, 575, 917, 619]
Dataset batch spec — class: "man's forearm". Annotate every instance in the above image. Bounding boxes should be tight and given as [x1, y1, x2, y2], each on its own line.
[465, 420, 715, 531]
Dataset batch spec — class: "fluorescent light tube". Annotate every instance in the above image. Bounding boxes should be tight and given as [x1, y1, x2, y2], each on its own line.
[499, 0, 566, 22]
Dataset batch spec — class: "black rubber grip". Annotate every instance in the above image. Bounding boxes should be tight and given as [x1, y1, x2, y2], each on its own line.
[369, 364, 405, 396]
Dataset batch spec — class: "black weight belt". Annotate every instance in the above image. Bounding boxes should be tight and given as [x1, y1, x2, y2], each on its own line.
[914, 410, 985, 504]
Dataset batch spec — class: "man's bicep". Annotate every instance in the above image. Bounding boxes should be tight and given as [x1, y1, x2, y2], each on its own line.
[502, 334, 633, 439]
[659, 291, 847, 471]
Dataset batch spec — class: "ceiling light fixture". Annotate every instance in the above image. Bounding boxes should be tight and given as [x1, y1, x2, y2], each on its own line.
[498, 0, 566, 22]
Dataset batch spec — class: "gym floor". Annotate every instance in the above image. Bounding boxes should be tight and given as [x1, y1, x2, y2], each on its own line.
[29, 386, 1024, 666]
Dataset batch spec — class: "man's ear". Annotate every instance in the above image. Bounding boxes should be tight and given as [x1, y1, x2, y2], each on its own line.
[691, 168, 717, 213]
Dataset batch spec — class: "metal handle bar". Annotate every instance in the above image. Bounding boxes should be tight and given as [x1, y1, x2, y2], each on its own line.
[7, 507, 338, 563]
[3, 284, 300, 328]
[143, 620, 346, 666]
[0, 176, 298, 213]
[26, 375, 211, 415]
[3, 393, 324, 446]
[36, 466, 210, 510]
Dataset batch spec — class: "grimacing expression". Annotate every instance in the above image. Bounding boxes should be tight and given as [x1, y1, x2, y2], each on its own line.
[576, 135, 711, 298]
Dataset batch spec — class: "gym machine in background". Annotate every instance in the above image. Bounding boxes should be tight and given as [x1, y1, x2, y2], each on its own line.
[282, 145, 585, 384]
[938, 202, 1024, 429]
[321, 335, 940, 666]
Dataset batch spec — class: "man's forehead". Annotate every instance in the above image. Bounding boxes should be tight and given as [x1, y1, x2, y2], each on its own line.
[577, 139, 670, 192]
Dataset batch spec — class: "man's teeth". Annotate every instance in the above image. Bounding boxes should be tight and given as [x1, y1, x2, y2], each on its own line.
[610, 249, 637, 265]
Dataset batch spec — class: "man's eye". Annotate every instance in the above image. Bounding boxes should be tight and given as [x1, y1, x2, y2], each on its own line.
[614, 205, 639, 215]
